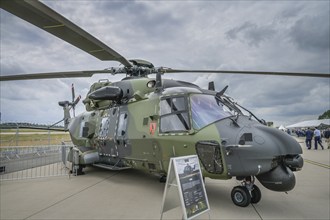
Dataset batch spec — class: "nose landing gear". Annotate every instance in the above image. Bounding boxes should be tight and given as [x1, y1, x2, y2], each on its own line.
[231, 176, 261, 207]
[231, 186, 251, 207]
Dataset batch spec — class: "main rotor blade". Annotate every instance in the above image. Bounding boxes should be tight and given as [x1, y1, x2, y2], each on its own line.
[161, 69, 330, 78]
[0, 70, 114, 81]
[0, 0, 132, 67]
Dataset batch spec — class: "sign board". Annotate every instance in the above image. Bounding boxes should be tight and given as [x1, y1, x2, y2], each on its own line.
[160, 155, 210, 220]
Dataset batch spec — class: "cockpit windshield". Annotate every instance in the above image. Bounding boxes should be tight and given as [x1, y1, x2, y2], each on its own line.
[190, 94, 233, 130]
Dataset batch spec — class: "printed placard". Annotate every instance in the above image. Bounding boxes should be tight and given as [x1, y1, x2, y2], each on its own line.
[161, 155, 210, 220]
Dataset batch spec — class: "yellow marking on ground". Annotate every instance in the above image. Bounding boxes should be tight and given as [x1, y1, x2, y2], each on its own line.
[305, 159, 330, 169]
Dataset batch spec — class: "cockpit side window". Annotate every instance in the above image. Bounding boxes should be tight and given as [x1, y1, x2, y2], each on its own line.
[160, 96, 190, 133]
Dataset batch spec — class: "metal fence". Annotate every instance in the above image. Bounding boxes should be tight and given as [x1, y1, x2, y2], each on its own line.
[0, 144, 73, 181]
[0, 130, 70, 147]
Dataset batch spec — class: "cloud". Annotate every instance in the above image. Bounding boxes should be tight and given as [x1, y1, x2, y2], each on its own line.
[226, 22, 276, 47]
[289, 12, 330, 52]
[0, 1, 329, 127]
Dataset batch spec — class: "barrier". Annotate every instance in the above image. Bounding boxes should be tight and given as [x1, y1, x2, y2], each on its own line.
[0, 144, 73, 181]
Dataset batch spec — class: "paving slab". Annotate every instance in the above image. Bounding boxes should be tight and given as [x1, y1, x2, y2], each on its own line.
[1, 138, 329, 220]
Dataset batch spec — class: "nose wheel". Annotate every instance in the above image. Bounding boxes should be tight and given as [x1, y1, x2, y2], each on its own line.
[231, 186, 251, 207]
[231, 176, 261, 207]
[250, 184, 261, 204]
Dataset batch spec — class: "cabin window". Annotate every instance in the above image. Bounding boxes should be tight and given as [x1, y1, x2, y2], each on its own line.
[160, 97, 190, 133]
[99, 117, 110, 138]
[117, 112, 128, 137]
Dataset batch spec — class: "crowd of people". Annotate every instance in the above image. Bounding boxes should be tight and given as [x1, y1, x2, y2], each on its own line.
[290, 127, 330, 150]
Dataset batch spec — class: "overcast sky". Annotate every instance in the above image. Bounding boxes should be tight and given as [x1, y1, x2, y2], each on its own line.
[0, 0, 329, 127]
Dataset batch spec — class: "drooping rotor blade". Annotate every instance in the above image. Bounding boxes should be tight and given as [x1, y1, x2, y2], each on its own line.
[71, 95, 81, 117]
[73, 95, 81, 107]
[0, 70, 114, 81]
[71, 83, 75, 103]
[160, 68, 330, 78]
[0, 0, 132, 67]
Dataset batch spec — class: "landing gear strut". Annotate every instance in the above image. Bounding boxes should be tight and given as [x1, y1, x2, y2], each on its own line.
[231, 176, 261, 207]
[71, 165, 85, 176]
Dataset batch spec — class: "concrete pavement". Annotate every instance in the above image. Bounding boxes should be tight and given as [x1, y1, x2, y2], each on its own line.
[1, 137, 329, 220]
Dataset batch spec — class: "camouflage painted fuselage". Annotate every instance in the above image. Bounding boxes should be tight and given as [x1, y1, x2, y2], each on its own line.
[68, 77, 303, 191]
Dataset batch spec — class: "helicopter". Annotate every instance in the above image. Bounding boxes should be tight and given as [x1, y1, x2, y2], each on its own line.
[1, 0, 329, 208]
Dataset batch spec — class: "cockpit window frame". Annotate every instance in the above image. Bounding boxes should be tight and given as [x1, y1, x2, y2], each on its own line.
[159, 95, 191, 133]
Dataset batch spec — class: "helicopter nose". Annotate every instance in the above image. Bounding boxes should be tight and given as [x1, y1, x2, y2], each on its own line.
[250, 124, 303, 191]
[250, 123, 303, 155]
[216, 116, 303, 191]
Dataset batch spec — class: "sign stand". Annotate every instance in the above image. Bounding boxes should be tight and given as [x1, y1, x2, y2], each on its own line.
[160, 155, 210, 220]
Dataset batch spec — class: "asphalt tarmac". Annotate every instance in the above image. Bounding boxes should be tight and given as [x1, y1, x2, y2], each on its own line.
[1, 137, 329, 220]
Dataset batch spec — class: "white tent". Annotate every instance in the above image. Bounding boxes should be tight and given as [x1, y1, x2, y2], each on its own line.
[278, 125, 286, 131]
[286, 119, 330, 128]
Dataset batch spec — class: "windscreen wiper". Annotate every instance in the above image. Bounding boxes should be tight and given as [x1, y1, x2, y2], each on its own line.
[235, 103, 266, 125]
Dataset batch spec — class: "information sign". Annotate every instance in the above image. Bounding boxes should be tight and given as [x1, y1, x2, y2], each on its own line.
[160, 155, 210, 220]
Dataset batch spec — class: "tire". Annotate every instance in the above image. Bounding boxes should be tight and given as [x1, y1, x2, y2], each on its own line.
[231, 186, 251, 207]
[251, 185, 262, 204]
[76, 165, 85, 175]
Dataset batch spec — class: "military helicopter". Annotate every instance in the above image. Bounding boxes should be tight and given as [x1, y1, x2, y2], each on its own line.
[1, 0, 329, 207]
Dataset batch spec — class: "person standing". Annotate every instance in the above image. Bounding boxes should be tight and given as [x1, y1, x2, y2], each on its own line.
[314, 127, 324, 150]
[324, 128, 330, 149]
[305, 127, 313, 150]
[324, 128, 330, 139]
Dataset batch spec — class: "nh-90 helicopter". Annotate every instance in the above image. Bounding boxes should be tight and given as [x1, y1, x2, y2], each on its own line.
[1, 0, 329, 207]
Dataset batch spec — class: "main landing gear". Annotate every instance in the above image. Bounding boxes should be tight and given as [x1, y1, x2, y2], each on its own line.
[70, 164, 85, 176]
[231, 176, 261, 207]
[159, 175, 167, 183]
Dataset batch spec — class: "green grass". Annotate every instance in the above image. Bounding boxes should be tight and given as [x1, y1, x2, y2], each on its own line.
[0, 133, 71, 147]
[0, 128, 64, 133]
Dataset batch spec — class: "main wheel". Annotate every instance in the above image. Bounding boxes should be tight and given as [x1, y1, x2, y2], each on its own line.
[251, 185, 262, 204]
[231, 186, 251, 207]
[71, 165, 85, 176]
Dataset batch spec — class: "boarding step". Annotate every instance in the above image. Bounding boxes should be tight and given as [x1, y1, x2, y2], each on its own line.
[93, 163, 131, 171]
